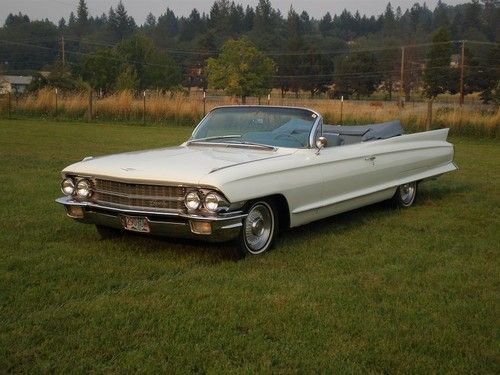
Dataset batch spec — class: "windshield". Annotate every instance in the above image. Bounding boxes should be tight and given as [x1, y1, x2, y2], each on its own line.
[190, 107, 318, 149]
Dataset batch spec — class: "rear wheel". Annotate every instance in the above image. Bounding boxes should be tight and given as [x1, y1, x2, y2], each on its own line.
[235, 200, 279, 258]
[393, 181, 418, 208]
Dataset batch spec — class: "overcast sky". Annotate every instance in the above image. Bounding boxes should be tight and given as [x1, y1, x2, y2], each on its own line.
[2, 0, 467, 24]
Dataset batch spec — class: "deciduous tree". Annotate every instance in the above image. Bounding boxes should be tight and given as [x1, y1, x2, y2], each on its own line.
[206, 37, 275, 102]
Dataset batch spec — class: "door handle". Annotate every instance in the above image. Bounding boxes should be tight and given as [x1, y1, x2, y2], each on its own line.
[365, 155, 376, 161]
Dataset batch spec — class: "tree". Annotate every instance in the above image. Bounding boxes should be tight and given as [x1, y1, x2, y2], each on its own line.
[49, 68, 85, 91]
[143, 53, 182, 90]
[382, 2, 396, 35]
[478, 45, 500, 103]
[250, 0, 283, 49]
[81, 48, 123, 92]
[144, 13, 156, 31]
[114, 65, 138, 91]
[334, 52, 380, 99]
[206, 37, 275, 102]
[319, 12, 333, 36]
[423, 27, 452, 99]
[76, 0, 89, 37]
[117, 33, 181, 90]
[378, 46, 401, 100]
[108, 1, 135, 40]
[433, 0, 449, 30]
[4, 12, 30, 27]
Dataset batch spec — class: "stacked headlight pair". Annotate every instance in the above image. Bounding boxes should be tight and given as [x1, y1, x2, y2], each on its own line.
[184, 190, 225, 212]
[61, 177, 92, 199]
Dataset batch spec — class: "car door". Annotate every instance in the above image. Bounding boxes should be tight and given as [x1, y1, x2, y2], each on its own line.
[315, 142, 382, 219]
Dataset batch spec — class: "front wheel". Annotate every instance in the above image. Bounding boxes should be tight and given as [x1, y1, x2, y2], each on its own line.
[393, 181, 418, 208]
[235, 200, 279, 258]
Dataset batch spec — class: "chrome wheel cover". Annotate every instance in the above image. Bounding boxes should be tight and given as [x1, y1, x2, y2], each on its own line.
[244, 203, 274, 254]
[400, 182, 416, 205]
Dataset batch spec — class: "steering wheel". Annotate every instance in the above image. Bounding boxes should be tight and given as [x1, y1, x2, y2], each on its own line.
[273, 132, 305, 146]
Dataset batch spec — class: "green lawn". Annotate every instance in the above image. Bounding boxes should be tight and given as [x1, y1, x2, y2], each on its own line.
[0, 118, 498, 373]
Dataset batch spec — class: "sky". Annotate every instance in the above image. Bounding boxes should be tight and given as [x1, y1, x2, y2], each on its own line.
[1, 0, 467, 24]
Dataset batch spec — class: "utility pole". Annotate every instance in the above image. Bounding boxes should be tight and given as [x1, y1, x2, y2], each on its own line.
[400, 46, 405, 107]
[61, 35, 65, 68]
[459, 40, 465, 107]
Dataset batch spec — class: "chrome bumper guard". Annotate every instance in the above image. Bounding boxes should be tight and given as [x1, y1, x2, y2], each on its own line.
[56, 197, 246, 242]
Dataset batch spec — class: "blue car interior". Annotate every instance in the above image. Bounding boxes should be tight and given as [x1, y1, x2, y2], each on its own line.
[241, 119, 404, 148]
[322, 120, 404, 146]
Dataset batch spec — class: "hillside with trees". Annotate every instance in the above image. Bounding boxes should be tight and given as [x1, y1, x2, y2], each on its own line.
[0, 0, 498, 102]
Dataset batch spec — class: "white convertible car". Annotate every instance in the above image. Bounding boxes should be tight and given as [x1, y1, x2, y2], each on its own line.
[57, 106, 457, 257]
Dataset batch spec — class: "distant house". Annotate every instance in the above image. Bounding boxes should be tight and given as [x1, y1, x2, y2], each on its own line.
[0, 76, 9, 94]
[0, 75, 33, 95]
[450, 54, 460, 68]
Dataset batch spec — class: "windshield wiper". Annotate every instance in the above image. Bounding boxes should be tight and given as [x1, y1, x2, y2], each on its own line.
[187, 135, 241, 144]
[225, 140, 277, 150]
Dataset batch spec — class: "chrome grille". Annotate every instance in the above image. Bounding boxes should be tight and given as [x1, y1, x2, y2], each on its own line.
[91, 179, 186, 211]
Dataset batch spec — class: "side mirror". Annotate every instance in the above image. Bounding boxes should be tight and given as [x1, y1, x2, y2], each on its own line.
[315, 136, 328, 154]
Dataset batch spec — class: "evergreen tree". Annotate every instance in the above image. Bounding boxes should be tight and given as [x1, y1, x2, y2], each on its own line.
[243, 6, 255, 32]
[382, 3, 396, 35]
[156, 8, 179, 38]
[144, 13, 156, 30]
[423, 27, 453, 99]
[478, 45, 500, 103]
[68, 11, 76, 29]
[58, 17, 66, 30]
[109, 1, 136, 40]
[335, 52, 380, 99]
[76, 0, 89, 37]
[319, 12, 333, 37]
[433, 0, 449, 30]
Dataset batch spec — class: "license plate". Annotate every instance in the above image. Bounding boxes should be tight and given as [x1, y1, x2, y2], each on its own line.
[120, 215, 150, 233]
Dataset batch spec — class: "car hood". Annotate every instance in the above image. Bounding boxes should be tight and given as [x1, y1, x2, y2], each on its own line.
[62, 145, 295, 185]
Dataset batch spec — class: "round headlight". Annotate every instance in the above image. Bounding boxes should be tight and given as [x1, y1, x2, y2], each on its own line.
[61, 178, 75, 196]
[204, 193, 219, 212]
[185, 191, 201, 210]
[76, 179, 92, 198]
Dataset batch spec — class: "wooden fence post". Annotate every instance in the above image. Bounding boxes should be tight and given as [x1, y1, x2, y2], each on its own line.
[55, 88, 58, 117]
[340, 96, 344, 125]
[203, 90, 206, 116]
[426, 100, 433, 130]
[87, 89, 93, 121]
[142, 90, 146, 125]
[8, 91, 11, 118]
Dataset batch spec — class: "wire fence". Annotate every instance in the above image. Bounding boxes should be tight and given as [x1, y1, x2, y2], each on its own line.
[1, 89, 497, 138]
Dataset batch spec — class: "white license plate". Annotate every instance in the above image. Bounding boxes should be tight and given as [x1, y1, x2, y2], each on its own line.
[120, 215, 150, 233]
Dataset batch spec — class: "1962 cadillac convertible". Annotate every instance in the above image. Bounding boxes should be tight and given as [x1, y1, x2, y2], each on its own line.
[57, 106, 457, 257]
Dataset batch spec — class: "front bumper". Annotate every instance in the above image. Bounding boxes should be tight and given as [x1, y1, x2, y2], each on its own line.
[55, 197, 246, 242]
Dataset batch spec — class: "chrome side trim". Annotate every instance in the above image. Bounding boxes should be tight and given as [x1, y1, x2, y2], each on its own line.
[208, 153, 292, 174]
[292, 161, 457, 215]
[187, 142, 277, 151]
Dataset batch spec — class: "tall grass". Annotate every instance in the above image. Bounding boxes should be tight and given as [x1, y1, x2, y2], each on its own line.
[2, 88, 498, 137]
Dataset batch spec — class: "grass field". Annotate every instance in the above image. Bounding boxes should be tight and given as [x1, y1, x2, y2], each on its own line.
[0, 119, 499, 373]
